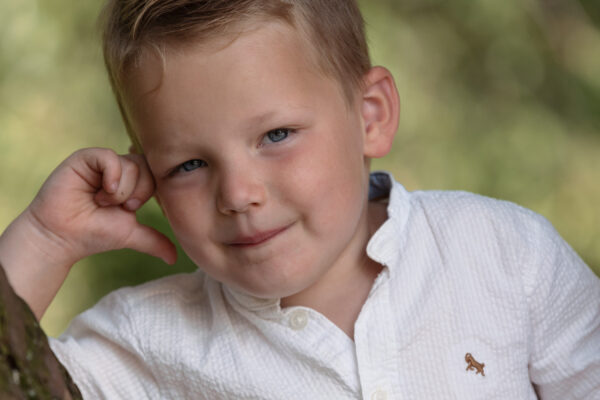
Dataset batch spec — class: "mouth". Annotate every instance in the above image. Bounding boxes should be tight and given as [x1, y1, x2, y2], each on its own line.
[227, 224, 292, 248]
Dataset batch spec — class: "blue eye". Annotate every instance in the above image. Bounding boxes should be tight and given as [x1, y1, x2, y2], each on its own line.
[264, 128, 290, 143]
[178, 159, 207, 172]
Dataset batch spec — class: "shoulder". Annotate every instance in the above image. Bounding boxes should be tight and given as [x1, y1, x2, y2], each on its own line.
[411, 189, 541, 225]
[396, 188, 568, 286]
[404, 189, 599, 298]
[49, 271, 220, 398]
[95, 269, 222, 326]
[60, 269, 220, 340]
[377, 176, 562, 277]
[114, 269, 209, 305]
[408, 189, 556, 250]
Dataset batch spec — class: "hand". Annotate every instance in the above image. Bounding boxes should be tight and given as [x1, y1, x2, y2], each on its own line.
[0, 148, 176, 318]
[27, 147, 176, 266]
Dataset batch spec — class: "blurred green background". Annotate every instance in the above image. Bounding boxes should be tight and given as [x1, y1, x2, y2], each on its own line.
[1, 0, 599, 337]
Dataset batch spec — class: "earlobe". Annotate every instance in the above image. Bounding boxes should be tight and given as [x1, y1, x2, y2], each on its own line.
[361, 66, 400, 158]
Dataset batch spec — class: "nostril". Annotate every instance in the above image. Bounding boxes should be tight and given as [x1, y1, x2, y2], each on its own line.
[216, 175, 267, 214]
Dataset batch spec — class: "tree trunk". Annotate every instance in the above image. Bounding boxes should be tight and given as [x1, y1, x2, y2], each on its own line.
[0, 263, 82, 399]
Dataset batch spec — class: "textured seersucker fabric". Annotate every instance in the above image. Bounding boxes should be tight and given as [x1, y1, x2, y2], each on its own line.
[49, 172, 600, 399]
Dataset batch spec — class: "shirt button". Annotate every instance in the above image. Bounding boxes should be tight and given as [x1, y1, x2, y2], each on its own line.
[371, 390, 388, 400]
[289, 309, 308, 330]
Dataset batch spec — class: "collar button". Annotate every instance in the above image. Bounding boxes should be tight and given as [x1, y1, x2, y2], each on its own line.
[371, 390, 388, 400]
[288, 309, 308, 330]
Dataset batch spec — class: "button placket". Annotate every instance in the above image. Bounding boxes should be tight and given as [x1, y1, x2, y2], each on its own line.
[355, 275, 397, 399]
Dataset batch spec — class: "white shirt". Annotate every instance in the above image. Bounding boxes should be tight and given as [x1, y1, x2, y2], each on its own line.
[50, 172, 600, 399]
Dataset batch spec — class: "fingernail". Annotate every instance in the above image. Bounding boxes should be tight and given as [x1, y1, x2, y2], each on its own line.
[125, 198, 141, 211]
[109, 182, 119, 193]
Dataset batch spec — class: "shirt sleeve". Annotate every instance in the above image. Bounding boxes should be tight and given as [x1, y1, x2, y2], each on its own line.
[49, 289, 161, 399]
[524, 215, 600, 399]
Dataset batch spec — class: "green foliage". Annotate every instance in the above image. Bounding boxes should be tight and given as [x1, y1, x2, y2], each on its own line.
[0, 1, 598, 336]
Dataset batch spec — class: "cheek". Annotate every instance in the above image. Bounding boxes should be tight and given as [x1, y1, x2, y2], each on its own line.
[277, 136, 366, 231]
[161, 197, 218, 269]
[156, 187, 211, 242]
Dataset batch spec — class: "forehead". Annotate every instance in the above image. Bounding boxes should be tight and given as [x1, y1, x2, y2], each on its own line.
[124, 18, 324, 100]
[122, 21, 348, 154]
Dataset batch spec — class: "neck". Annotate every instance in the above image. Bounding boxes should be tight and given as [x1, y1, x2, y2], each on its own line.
[281, 201, 388, 339]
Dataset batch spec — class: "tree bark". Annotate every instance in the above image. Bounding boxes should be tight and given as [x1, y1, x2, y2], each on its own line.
[0, 263, 82, 399]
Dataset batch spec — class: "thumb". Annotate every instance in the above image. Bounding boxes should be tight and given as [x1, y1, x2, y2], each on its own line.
[124, 224, 177, 265]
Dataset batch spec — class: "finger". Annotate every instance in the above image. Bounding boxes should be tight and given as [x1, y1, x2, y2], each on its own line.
[121, 154, 156, 211]
[72, 148, 122, 194]
[95, 156, 140, 207]
[125, 224, 177, 265]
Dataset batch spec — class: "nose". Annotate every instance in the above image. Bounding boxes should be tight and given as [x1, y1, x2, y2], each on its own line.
[216, 166, 266, 215]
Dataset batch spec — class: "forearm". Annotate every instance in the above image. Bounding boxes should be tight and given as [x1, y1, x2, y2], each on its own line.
[0, 210, 74, 319]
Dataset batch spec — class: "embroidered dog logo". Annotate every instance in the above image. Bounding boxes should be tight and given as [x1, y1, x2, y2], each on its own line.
[465, 353, 485, 376]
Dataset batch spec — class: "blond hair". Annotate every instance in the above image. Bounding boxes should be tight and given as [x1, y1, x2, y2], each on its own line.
[100, 0, 371, 146]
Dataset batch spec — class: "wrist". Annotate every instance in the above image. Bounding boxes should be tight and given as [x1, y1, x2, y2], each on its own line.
[0, 210, 76, 318]
[2, 209, 76, 271]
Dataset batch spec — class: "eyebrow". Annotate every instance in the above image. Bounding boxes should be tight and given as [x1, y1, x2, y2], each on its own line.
[245, 110, 279, 127]
[244, 106, 313, 127]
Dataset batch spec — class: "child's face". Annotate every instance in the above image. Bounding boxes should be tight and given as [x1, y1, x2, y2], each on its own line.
[125, 21, 376, 300]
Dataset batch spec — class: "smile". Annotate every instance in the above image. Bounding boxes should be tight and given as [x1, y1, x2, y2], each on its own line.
[227, 224, 292, 248]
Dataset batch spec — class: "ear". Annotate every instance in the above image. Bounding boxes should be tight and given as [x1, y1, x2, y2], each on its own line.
[360, 66, 400, 158]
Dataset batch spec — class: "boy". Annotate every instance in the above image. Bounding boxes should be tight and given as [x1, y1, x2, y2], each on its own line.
[0, 0, 599, 398]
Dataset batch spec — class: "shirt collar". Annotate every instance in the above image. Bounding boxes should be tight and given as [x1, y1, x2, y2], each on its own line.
[222, 284, 283, 317]
[366, 171, 411, 276]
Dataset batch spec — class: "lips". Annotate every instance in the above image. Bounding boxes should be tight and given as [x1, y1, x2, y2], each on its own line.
[227, 225, 291, 247]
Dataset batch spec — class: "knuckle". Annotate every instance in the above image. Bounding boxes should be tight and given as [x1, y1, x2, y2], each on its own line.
[121, 158, 140, 178]
[92, 147, 116, 158]
[101, 148, 119, 163]
[71, 147, 93, 160]
[74, 147, 118, 164]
